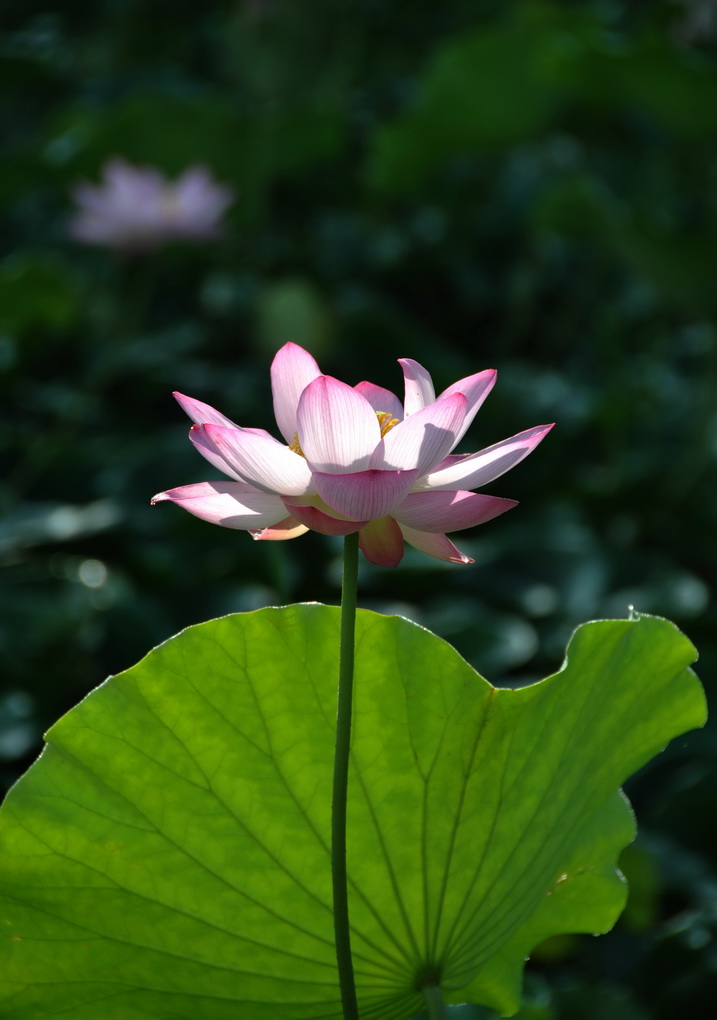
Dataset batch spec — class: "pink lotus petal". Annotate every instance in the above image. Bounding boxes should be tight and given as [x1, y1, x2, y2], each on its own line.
[174, 392, 239, 429]
[189, 424, 247, 481]
[358, 516, 405, 567]
[398, 524, 474, 564]
[176, 166, 234, 224]
[298, 376, 381, 472]
[428, 452, 464, 473]
[371, 392, 467, 474]
[271, 343, 323, 444]
[438, 369, 497, 444]
[313, 468, 418, 520]
[418, 424, 554, 491]
[399, 358, 436, 416]
[250, 516, 309, 541]
[106, 159, 163, 196]
[150, 481, 287, 529]
[283, 502, 368, 536]
[203, 424, 314, 496]
[354, 381, 404, 422]
[392, 490, 517, 533]
[71, 182, 117, 216]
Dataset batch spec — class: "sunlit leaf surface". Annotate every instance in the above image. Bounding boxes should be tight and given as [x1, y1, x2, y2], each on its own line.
[0, 607, 704, 1018]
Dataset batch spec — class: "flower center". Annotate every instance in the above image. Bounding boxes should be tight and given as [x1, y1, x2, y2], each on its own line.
[289, 410, 399, 459]
[376, 411, 400, 437]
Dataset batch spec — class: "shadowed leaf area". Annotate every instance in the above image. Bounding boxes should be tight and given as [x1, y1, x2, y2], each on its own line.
[0, 606, 705, 1019]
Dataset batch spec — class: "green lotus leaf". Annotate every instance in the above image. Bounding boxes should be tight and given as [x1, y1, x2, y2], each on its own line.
[0, 607, 705, 1018]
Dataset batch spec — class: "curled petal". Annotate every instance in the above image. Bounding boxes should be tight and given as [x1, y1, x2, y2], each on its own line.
[399, 358, 436, 416]
[151, 481, 288, 530]
[392, 490, 517, 533]
[398, 524, 474, 564]
[418, 424, 555, 491]
[283, 502, 368, 536]
[298, 376, 381, 472]
[354, 381, 404, 422]
[173, 392, 239, 429]
[271, 343, 323, 444]
[371, 392, 467, 474]
[313, 468, 418, 521]
[358, 516, 404, 567]
[251, 517, 309, 541]
[437, 369, 497, 445]
[203, 424, 314, 496]
[189, 424, 246, 481]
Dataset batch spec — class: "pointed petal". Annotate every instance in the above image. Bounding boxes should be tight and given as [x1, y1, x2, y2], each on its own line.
[399, 358, 436, 416]
[392, 491, 517, 533]
[313, 468, 418, 521]
[359, 516, 404, 567]
[203, 424, 314, 496]
[298, 376, 381, 471]
[354, 381, 403, 421]
[282, 502, 368, 536]
[173, 392, 239, 429]
[251, 517, 309, 541]
[429, 452, 464, 473]
[418, 424, 554, 491]
[438, 369, 497, 444]
[151, 481, 288, 529]
[189, 424, 246, 481]
[271, 342, 322, 444]
[371, 392, 467, 474]
[398, 524, 474, 564]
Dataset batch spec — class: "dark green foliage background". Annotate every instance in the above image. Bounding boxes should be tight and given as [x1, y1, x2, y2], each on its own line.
[1, 1, 715, 1016]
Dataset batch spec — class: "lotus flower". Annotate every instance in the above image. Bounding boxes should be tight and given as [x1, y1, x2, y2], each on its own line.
[152, 344, 553, 566]
[68, 159, 234, 251]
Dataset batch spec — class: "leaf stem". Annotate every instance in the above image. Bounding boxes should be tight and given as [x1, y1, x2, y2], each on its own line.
[422, 985, 447, 1020]
[332, 531, 360, 1020]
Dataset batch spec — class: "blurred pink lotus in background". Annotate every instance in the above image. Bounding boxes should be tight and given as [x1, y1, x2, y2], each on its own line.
[68, 159, 234, 251]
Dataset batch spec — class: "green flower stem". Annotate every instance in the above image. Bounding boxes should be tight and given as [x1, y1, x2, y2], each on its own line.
[332, 531, 360, 1020]
[422, 985, 447, 1020]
